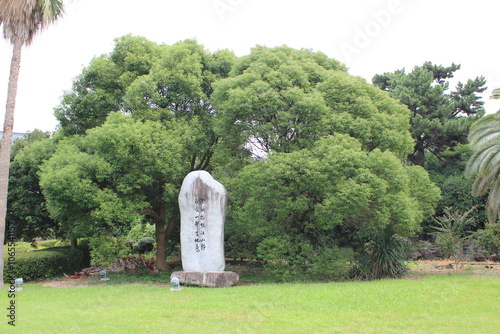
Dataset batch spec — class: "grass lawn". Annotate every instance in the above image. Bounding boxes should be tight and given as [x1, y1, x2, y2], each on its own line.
[1, 274, 499, 333]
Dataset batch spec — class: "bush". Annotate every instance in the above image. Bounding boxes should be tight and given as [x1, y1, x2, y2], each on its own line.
[306, 247, 354, 281]
[257, 236, 311, 282]
[477, 223, 500, 256]
[352, 226, 408, 280]
[4, 246, 85, 281]
[135, 237, 155, 254]
[89, 236, 129, 267]
[432, 206, 477, 268]
[257, 236, 355, 282]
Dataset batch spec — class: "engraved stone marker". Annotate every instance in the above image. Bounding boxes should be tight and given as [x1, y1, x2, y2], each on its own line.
[178, 170, 227, 272]
[172, 171, 239, 287]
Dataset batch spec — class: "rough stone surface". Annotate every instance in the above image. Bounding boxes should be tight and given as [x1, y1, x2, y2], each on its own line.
[170, 271, 240, 288]
[178, 171, 227, 272]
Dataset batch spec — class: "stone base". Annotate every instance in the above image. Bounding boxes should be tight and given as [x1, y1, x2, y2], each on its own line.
[171, 271, 239, 288]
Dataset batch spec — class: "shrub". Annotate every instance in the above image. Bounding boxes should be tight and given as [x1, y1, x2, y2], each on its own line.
[257, 236, 311, 282]
[135, 237, 155, 254]
[89, 236, 129, 267]
[432, 206, 477, 269]
[4, 247, 85, 281]
[306, 247, 354, 281]
[477, 223, 500, 256]
[257, 236, 355, 282]
[353, 226, 408, 279]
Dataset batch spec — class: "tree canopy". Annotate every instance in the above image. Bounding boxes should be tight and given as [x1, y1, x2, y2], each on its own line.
[212, 45, 413, 159]
[15, 38, 446, 276]
[373, 62, 486, 166]
[224, 134, 440, 260]
[7, 130, 58, 241]
[39, 113, 190, 270]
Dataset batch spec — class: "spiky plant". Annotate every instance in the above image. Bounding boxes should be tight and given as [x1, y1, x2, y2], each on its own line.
[364, 226, 408, 279]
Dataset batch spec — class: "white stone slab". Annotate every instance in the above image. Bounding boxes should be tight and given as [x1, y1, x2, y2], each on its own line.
[178, 171, 227, 272]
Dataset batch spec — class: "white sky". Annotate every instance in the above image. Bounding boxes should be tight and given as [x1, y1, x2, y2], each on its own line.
[1, 0, 500, 133]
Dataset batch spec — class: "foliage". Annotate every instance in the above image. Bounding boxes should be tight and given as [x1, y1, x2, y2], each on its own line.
[424, 148, 487, 234]
[476, 223, 500, 256]
[54, 35, 162, 136]
[432, 206, 477, 269]
[89, 236, 129, 267]
[56, 35, 236, 171]
[225, 134, 441, 268]
[213, 45, 413, 159]
[373, 62, 486, 166]
[7, 132, 60, 240]
[256, 236, 311, 281]
[0, 0, 64, 45]
[39, 113, 188, 270]
[3, 246, 85, 281]
[305, 247, 354, 281]
[364, 226, 408, 279]
[466, 111, 500, 223]
[135, 237, 155, 255]
[255, 236, 354, 282]
[126, 222, 155, 241]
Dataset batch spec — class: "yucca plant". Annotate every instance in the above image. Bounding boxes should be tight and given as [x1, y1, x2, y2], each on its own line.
[364, 226, 408, 279]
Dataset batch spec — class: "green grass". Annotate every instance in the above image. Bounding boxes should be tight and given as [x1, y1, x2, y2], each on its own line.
[1, 275, 499, 333]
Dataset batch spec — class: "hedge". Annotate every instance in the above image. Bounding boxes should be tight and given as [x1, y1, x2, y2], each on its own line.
[4, 246, 89, 282]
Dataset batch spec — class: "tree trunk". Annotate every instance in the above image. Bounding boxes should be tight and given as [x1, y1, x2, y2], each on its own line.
[155, 214, 168, 271]
[408, 140, 425, 167]
[0, 38, 23, 288]
[70, 238, 78, 249]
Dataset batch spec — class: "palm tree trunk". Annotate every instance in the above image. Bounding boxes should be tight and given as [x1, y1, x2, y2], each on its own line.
[0, 38, 23, 288]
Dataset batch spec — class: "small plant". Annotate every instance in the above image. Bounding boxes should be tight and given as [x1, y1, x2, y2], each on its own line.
[432, 206, 477, 269]
[476, 222, 500, 256]
[365, 226, 408, 279]
[135, 237, 155, 254]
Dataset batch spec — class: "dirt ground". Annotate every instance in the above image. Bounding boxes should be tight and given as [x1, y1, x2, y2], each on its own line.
[405, 260, 500, 279]
[38, 260, 500, 288]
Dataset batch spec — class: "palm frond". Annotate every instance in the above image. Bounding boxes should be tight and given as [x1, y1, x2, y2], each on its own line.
[467, 111, 500, 223]
[0, 0, 63, 45]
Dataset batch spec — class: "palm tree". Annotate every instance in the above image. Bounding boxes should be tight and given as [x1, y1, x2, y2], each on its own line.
[466, 88, 500, 224]
[0, 0, 64, 288]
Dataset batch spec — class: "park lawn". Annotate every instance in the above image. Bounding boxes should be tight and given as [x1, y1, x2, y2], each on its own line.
[1, 274, 499, 333]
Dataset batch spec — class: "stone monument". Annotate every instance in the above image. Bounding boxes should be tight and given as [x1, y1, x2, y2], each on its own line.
[170, 170, 239, 288]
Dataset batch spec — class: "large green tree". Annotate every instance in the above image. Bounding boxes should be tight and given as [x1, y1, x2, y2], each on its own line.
[225, 134, 440, 264]
[39, 113, 191, 270]
[7, 130, 59, 241]
[212, 45, 413, 159]
[55, 36, 236, 170]
[211, 46, 440, 278]
[372, 62, 486, 167]
[0, 0, 64, 288]
[54, 35, 162, 136]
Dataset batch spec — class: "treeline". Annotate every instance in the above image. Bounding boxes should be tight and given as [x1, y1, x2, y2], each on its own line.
[6, 35, 499, 280]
